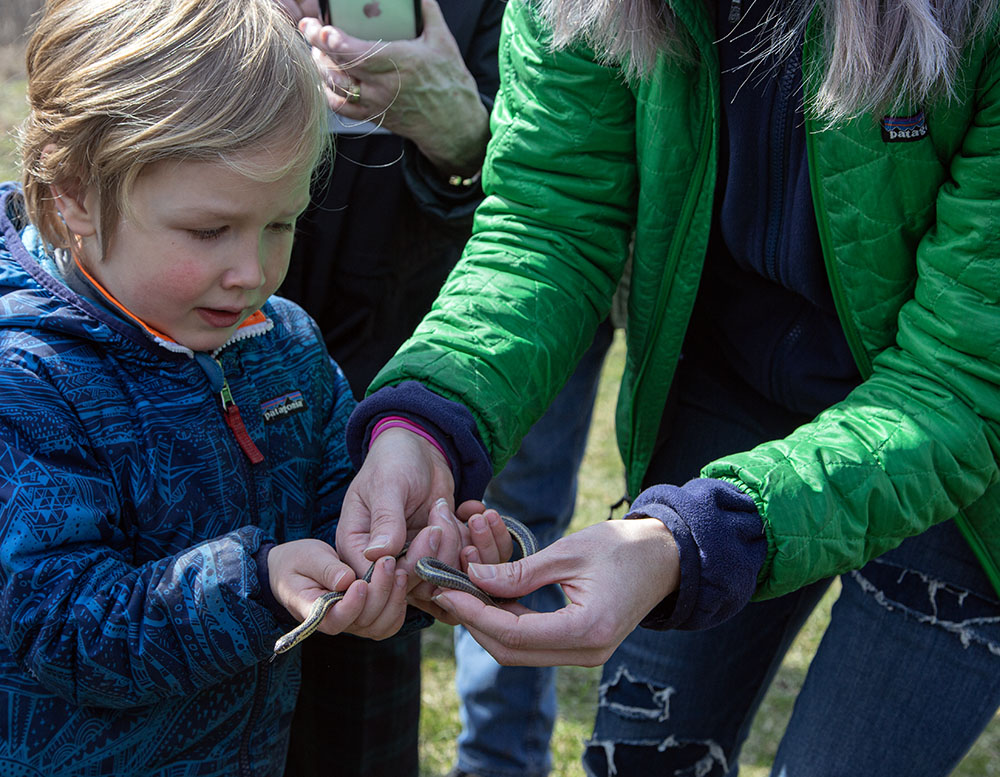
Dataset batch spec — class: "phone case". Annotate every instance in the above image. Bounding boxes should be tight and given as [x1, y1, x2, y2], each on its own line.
[321, 0, 422, 41]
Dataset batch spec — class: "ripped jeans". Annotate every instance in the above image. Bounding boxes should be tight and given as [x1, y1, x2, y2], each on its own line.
[584, 356, 1000, 776]
[584, 520, 1000, 776]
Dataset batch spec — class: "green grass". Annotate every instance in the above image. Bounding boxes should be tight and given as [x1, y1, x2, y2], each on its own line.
[1, 69, 997, 777]
[0, 44, 27, 183]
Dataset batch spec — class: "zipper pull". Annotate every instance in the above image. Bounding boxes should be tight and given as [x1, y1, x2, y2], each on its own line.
[728, 0, 742, 23]
[220, 379, 265, 464]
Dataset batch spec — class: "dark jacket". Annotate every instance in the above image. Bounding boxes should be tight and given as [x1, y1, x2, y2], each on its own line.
[280, 0, 504, 397]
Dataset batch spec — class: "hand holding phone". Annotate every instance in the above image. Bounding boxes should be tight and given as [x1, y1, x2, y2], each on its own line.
[300, 0, 488, 177]
[319, 0, 422, 40]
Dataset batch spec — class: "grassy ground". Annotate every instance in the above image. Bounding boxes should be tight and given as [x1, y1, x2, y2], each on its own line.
[1, 59, 998, 777]
[0, 45, 27, 183]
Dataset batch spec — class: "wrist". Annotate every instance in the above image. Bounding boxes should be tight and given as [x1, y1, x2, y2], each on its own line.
[418, 101, 489, 182]
[369, 416, 451, 468]
[627, 516, 681, 600]
[368, 425, 451, 471]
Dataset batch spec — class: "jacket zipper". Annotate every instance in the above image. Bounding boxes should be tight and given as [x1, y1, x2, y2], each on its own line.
[802, 69, 871, 374]
[628, 88, 716, 499]
[211, 357, 263, 524]
[764, 50, 800, 282]
[218, 369, 265, 464]
[727, 0, 743, 24]
[238, 661, 271, 776]
[626, 1, 718, 497]
[218, 351, 267, 776]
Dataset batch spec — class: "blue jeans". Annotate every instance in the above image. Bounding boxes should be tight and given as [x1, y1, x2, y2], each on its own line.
[453, 321, 615, 777]
[583, 522, 1000, 776]
[583, 354, 1000, 776]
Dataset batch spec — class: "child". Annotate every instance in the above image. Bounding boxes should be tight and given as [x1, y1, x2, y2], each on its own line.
[0, 0, 418, 773]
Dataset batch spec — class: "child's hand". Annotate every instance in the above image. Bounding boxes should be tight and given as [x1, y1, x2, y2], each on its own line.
[267, 539, 408, 640]
[456, 502, 515, 568]
[401, 500, 517, 625]
[394, 498, 466, 615]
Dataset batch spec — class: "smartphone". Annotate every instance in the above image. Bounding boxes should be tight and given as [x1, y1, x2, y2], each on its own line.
[319, 0, 422, 41]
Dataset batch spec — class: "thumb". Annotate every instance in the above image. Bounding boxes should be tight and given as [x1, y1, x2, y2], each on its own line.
[466, 554, 551, 601]
[338, 481, 409, 567]
[300, 542, 355, 592]
[363, 503, 409, 561]
[418, 0, 446, 38]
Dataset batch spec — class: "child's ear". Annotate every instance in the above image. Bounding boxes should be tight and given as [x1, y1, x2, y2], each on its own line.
[44, 145, 98, 239]
[50, 179, 98, 238]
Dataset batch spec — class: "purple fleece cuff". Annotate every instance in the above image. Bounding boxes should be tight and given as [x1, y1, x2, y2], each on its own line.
[346, 381, 493, 503]
[626, 478, 766, 631]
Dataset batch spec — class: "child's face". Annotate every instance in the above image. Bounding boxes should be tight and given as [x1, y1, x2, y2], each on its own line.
[79, 153, 312, 352]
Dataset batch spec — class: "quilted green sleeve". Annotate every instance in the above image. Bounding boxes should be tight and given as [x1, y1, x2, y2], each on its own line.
[370, 0, 638, 470]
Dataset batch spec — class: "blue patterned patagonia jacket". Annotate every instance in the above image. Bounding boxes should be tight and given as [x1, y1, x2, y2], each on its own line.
[0, 184, 356, 776]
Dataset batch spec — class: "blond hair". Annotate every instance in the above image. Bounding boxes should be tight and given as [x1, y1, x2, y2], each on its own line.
[533, 0, 999, 123]
[21, 0, 328, 251]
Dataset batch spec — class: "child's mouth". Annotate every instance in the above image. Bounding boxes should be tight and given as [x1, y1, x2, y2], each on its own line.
[197, 308, 243, 328]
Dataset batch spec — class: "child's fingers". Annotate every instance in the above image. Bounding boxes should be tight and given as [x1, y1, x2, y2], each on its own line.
[314, 579, 368, 634]
[350, 569, 409, 639]
[425, 498, 465, 563]
[403, 500, 465, 606]
[349, 555, 399, 629]
[455, 499, 486, 521]
[465, 509, 514, 566]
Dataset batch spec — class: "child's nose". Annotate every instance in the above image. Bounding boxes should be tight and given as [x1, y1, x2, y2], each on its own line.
[223, 240, 268, 290]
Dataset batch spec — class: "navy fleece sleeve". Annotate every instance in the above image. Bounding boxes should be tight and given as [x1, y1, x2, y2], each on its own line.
[627, 478, 767, 631]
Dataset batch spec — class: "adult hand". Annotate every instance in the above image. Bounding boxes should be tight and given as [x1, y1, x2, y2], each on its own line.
[430, 518, 681, 667]
[337, 427, 455, 575]
[299, 0, 490, 177]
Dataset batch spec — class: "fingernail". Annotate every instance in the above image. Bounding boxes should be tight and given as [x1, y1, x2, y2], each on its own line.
[428, 526, 442, 553]
[432, 594, 452, 611]
[469, 563, 495, 580]
[365, 535, 390, 553]
[469, 514, 485, 533]
[381, 557, 395, 574]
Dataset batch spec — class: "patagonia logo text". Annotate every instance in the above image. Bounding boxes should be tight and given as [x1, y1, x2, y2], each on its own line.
[261, 391, 308, 424]
[881, 112, 928, 143]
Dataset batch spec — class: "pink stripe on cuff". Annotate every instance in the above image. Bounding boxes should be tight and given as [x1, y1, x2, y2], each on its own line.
[370, 416, 451, 468]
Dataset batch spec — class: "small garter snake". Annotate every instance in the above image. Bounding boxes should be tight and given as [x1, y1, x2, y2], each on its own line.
[271, 516, 537, 658]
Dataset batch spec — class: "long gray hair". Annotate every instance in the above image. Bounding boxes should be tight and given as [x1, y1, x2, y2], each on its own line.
[533, 0, 998, 123]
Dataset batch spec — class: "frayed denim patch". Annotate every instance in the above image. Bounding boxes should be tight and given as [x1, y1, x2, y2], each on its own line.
[584, 665, 729, 777]
[596, 664, 674, 722]
[850, 559, 1000, 656]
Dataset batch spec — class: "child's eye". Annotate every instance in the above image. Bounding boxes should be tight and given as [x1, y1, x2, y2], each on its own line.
[189, 227, 227, 241]
[267, 222, 296, 234]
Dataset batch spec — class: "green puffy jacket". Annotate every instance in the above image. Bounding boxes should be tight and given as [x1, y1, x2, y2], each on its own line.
[372, 1, 1000, 601]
